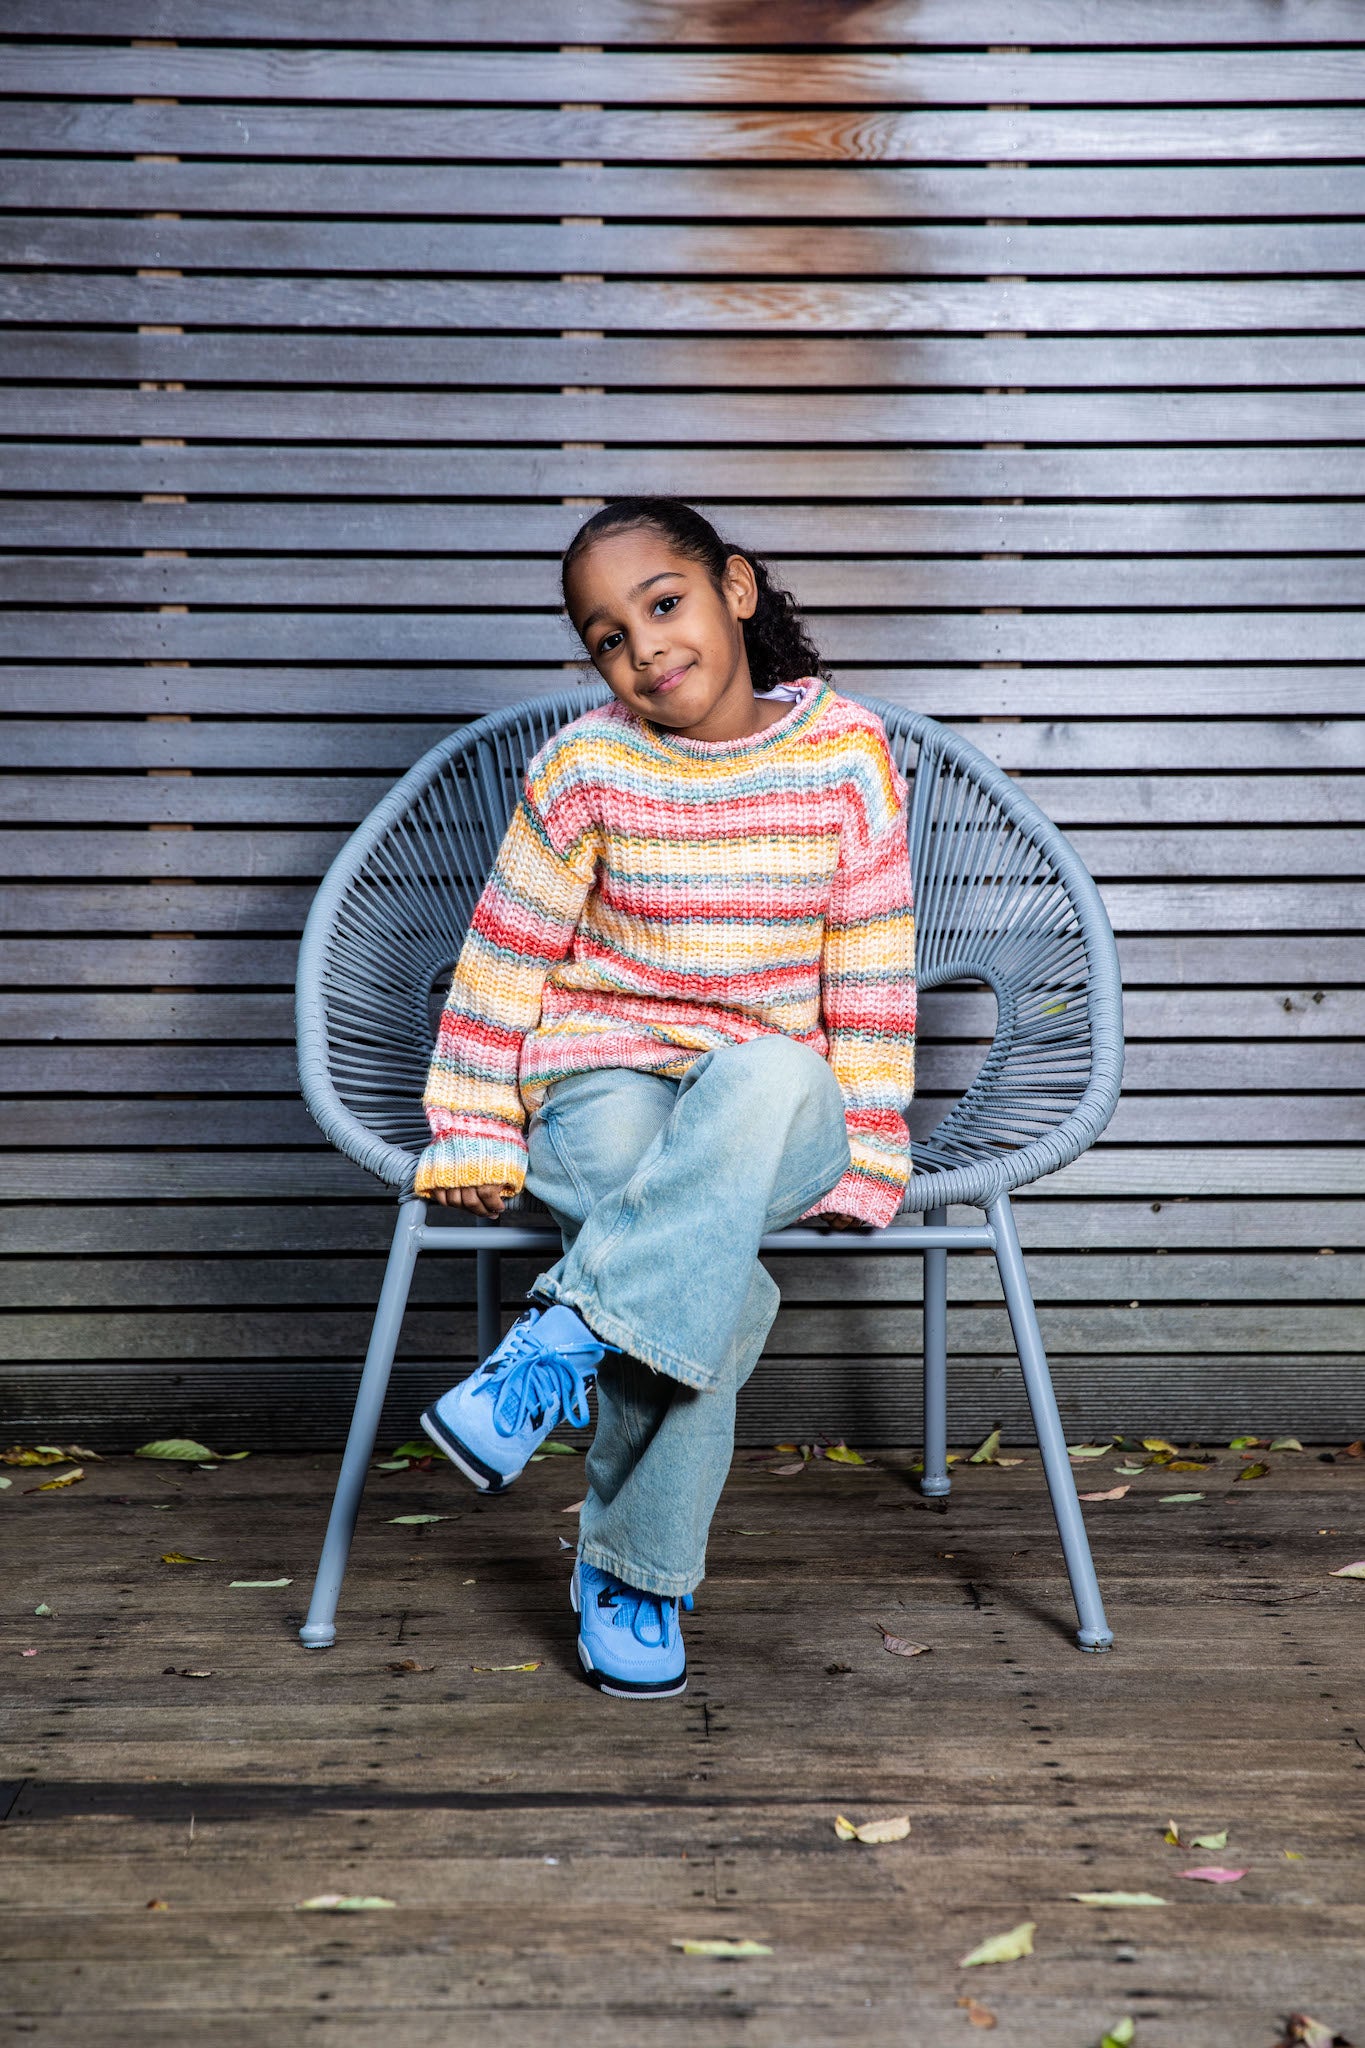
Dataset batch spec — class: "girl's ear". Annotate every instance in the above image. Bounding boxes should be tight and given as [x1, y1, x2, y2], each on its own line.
[721, 551, 758, 622]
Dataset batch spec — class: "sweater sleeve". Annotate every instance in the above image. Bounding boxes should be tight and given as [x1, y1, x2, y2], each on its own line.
[802, 749, 917, 1229]
[414, 774, 597, 1197]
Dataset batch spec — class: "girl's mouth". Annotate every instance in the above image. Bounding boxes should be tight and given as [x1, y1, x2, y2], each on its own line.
[647, 662, 692, 695]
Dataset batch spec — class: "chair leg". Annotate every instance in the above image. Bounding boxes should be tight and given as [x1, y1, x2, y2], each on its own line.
[299, 1196, 426, 1649]
[921, 1206, 951, 1497]
[987, 1192, 1114, 1653]
[475, 1243, 501, 1360]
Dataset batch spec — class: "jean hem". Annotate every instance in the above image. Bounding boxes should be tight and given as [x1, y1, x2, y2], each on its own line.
[578, 1538, 702, 1600]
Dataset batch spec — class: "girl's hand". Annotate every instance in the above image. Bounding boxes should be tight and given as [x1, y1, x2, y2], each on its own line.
[816, 1211, 866, 1232]
[428, 1183, 511, 1218]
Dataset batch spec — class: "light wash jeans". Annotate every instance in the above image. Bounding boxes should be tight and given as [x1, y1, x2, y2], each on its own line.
[522, 1036, 853, 1599]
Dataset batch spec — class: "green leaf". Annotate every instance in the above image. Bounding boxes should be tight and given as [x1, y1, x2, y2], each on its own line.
[1100, 2021, 1137, 2048]
[33, 1602, 52, 1616]
[1234, 1461, 1270, 1481]
[0, 1476, 12, 1489]
[375, 1459, 410, 1471]
[388, 1513, 446, 1525]
[537, 1439, 580, 1456]
[390, 1439, 444, 1461]
[969, 1428, 1001, 1465]
[134, 1439, 218, 1462]
[1190, 1829, 1228, 1850]
[671, 1937, 772, 1958]
[1066, 1442, 1113, 1459]
[228, 1577, 293, 1587]
[1113, 1463, 1147, 1476]
[221, 1450, 251, 1460]
[1228, 1435, 1263, 1450]
[1268, 1437, 1303, 1452]
[824, 1443, 866, 1466]
[1070, 1892, 1167, 1909]
[296, 1893, 396, 1912]
[1328, 1559, 1365, 1579]
[959, 1920, 1036, 1966]
[1158, 1493, 1205, 1503]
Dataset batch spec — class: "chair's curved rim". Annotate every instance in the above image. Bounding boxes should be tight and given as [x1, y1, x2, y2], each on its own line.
[296, 682, 1123, 1209]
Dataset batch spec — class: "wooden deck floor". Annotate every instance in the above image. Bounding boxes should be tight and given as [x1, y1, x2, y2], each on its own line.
[2, 1443, 1362, 2047]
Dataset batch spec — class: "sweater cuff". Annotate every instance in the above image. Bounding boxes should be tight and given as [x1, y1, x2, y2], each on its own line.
[413, 1131, 527, 1197]
[801, 1160, 908, 1231]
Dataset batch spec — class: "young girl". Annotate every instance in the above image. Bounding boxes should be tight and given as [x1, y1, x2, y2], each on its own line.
[414, 497, 916, 1699]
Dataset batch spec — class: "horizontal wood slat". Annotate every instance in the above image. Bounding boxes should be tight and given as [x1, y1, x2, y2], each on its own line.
[16, 3, 1365, 46]
[3, 11, 1361, 1440]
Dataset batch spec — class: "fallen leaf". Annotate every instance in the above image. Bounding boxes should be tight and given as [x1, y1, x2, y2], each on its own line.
[389, 1439, 442, 1460]
[957, 1994, 998, 2028]
[1284, 1850, 1304, 1861]
[824, 1444, 866, 1466]
[25, 1467, 84, 1492]
[146, 1898, 170, 1911]
[562, 1497, 587, 1513]
[773, 1442, 799, 1454]
[959, 1921, 1035, 1967]
[1343, 1440, 1363, 1458]
[159, 1551, 217, 1564]
[1100, 2023, 1136, 2048]
[833, 1813, 910, 1845]
[1281, 2018, 1353, 2048]
[1070, 1892, 1168, 1908]
[826, 1662, 852, 1675]
[1113, 1463, 1147, 1476]
[876, 1625, 931, 1658]
[1141, 1437, 1181, 1454]
[388, 1514, 446, 1525]
[1163, 1458, 1212, 1472]
[1180, 1866, 1246, 1883]
[228, 1577, 292, 1587]
[135, 1439, 218, 1462]
[1079, 1485, 1130, 1502]
[375, 1459, 410, 1471]
[1228, 1435, 1264, 1450]
[221, 1451, 250, 1460]
[1066, 1443, 1114, 1459]
[994, 1457, 1025, 1468]
[529, 1439, 581, 1462]
[0, 1476, 11, 1489]
[765, 1461, 806, 1476]
[33, 1602, 52, 1616]
[471, 1660, 542, 1673]
[1235, 1461, 1270, 1481]
[1163, 1819, 1182, 1845]
[671, 1937, 772, 1958]
[969, 1428, 1001, 1465]
[386, 1658, 435, 1674]
[20, 1648, 37, 1656]
[1159, 1492, 1205, 1503]
[1328, 1560, 1365, 1580]
[1191, 1829, 1229, 1850]
[296, 1894, 396, 1912]
[2, 1444, 70, 1465]
[1269, 1437, 1304, 1452]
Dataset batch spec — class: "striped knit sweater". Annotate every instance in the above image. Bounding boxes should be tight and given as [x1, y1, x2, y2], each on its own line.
[416, 676, 917, 1228]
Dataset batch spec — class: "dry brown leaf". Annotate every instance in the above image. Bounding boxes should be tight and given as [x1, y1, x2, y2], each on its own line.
[386, 1657, 435, 1674]
[1079, 1484, 1130, 1502]
[1344, 1441, 1364, 1458]
[159, 1551, 217, 1564]
[146, 1898, 170, 1911]
[765, 1461, 806, 1476]
[471, 1660, 542, 1673]
[957, 1995, 998, 2029]
[875, 1624, 931, 1658]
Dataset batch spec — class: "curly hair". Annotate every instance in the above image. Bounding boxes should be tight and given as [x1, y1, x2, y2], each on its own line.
[561, 496, 832, 695]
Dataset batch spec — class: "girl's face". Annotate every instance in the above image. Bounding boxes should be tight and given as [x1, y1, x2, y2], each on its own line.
[564, 527, 763, 739]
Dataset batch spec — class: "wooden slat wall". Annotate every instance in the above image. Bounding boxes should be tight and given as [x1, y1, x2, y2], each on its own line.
[2, 3, 1361, 1450]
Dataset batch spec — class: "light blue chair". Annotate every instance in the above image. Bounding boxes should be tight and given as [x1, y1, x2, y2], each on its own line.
[295, 689, 1124, 1654]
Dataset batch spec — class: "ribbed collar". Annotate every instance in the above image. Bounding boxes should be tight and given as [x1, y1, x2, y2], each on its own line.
[633, 676, 833, 761]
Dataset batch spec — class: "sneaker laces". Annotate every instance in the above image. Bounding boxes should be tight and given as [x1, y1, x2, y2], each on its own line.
[594, 1575, 692, 1649]
[476, 1315, 596, 1439]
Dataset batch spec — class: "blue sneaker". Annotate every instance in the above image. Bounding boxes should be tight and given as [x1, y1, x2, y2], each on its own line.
[571, 1560, 694, 1700]
[419, 1302, 613, 1494]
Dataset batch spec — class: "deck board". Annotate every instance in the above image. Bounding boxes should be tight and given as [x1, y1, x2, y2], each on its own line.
[3, 1448, 1361, 2044]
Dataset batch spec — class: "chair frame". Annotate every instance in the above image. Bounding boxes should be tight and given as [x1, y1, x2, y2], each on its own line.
[295, 689, 1125, 1656]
